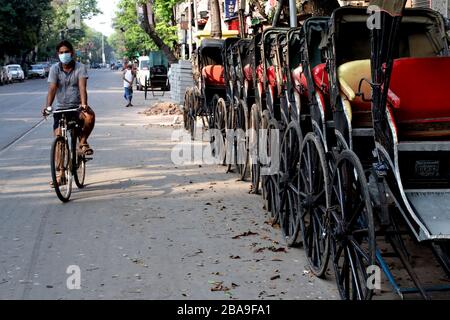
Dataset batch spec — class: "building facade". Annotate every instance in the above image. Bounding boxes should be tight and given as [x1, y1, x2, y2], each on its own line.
[339, 0, 449, 17]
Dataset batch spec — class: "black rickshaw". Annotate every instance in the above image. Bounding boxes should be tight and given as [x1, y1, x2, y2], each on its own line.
[184, 39, 226, 140]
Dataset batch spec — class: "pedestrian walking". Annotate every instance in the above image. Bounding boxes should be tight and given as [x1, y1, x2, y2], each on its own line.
[123, 63, 135, 108]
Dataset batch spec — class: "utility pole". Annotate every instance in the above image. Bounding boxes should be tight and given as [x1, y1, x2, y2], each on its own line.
[289, 0, 297, 27]
[99, 21, 107, 65]
[238, 0, 246, 38]
[102, 34, 106, 65]
[181, 13, 187, 60]
[193, 0, 199, 42]
[188, 0, 193, 59]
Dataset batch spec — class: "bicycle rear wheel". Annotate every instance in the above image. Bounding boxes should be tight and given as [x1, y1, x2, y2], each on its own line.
[51, 136, 72, 202]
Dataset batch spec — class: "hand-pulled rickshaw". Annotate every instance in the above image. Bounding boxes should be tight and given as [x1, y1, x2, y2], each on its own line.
[185, 0, 450, 300]
[258, 27, 290, 224]
[278, 17, 331, 255]
[294, 2, 450, 299]
[228, 38, 254, 181]
[184, 39, 226, 140]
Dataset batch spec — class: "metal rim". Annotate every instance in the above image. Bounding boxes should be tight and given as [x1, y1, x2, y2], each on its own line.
[329, 150, 376, 300]
[279, 121, 303, 247]
[299, 132, 330, 276]
[51, 137, 72, 202]
[250, 104, 261, 194]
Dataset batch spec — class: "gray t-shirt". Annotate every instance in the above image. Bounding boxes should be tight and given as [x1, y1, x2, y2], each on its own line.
[48, 62, 89, 108]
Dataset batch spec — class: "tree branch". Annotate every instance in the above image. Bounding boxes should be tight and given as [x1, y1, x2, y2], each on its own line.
[140, 1, 178, 64]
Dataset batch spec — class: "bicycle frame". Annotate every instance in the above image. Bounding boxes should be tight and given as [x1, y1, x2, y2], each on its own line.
[53, 107, 84, 183]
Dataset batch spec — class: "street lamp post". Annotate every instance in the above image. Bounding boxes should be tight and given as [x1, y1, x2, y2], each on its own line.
[99, 21, 107, 66]
[188, 0, 193, 59]
[102, 34, 106, 65]
[181, 14, 187, 60]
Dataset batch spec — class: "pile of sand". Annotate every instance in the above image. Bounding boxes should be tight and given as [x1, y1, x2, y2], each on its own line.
[141, 102, 183, 116]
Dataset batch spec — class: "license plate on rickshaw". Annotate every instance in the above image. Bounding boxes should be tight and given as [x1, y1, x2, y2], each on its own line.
[414, 160, 440, 178]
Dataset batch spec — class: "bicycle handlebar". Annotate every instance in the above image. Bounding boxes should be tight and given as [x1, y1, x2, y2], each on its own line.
[44, 106, 82, 116]
[52, 107, 82, 114]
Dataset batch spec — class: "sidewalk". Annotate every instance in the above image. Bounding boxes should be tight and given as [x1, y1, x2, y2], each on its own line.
[0, 70, 338, 299]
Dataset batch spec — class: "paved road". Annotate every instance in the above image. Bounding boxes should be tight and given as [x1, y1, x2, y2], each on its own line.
[0, 78, 49, 151]
[0, 69, 338, 299]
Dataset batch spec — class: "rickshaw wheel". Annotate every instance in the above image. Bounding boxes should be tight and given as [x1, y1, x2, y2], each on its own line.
[263, 116, 281, 225]
[329, 150, 376, 300]
[183, 88, 192, 131]
[209, 94, 221, 130]
[260, 110, 271, 211]
[249, 104, 261, 194]
[299, 132, 330, 276]
[188, 89, 198, 141]
[279, 121, 303, 247]
[235, 99, 249, 181]
[225, 98, 237, 173]
[211, 98, 227, 163]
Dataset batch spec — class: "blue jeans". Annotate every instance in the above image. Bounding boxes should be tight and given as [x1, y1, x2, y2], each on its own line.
[124, 87, 133, 103]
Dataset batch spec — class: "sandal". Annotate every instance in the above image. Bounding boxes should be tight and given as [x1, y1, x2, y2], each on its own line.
[79, 143, 94, 156]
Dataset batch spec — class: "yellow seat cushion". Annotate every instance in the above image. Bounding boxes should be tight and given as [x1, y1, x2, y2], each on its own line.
[337, 59, 372, 111]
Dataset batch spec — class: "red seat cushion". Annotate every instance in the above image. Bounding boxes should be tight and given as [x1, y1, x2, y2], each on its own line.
[292, 65, 308, 94]
[202, 65, 225, 86]
[256, 64, 264, 84]
[390, 57, 450, 124]
[312, 63, 329, 94]
[244, 64, 253, 81]
[267, 66, 276, 87]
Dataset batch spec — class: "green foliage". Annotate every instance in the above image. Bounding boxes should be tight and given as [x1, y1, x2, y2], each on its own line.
[0, 0, 102, 63]
[110, 0, 155, 58]
[110, 0, 179, 59]
[0, 0, 52, 59]
[75, 26, 115, 64]
[39, 0, 101, 57]
[154, 0, 178, 22]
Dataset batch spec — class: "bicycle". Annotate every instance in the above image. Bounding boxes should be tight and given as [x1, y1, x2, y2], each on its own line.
[44, 106, 92, 202]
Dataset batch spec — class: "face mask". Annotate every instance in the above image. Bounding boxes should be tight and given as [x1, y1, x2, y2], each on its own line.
[59, 53, 72, 64]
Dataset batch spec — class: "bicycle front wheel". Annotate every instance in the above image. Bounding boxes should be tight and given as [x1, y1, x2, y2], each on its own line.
[51, 136, 72, 202]
[71, 132, 86, 189]
[73, 152, 86, 189]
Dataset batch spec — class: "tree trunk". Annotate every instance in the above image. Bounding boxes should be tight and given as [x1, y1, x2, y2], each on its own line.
[210, 0, 222, 39]
[140, 1, 178, 64]
[309, 0, 340, 16]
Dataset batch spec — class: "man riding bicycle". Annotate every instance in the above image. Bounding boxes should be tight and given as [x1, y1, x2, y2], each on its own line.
[43, 40, 95, 188]
[44, 40, 96, 157]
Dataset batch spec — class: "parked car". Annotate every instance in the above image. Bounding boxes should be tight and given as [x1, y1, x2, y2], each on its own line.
[111, 62, 123, 71]
[6, 64, 25, 82]
[0, 66, 8, 85]
[37, 62, 51, 76]
[91, 62, 101, 69]
[136, 56, 150, 91]
[1, 66, 11, 84]
[28, 64, 47, 78]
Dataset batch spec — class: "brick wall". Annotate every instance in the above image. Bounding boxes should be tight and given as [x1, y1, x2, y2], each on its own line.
[169, 60, 194, 106]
